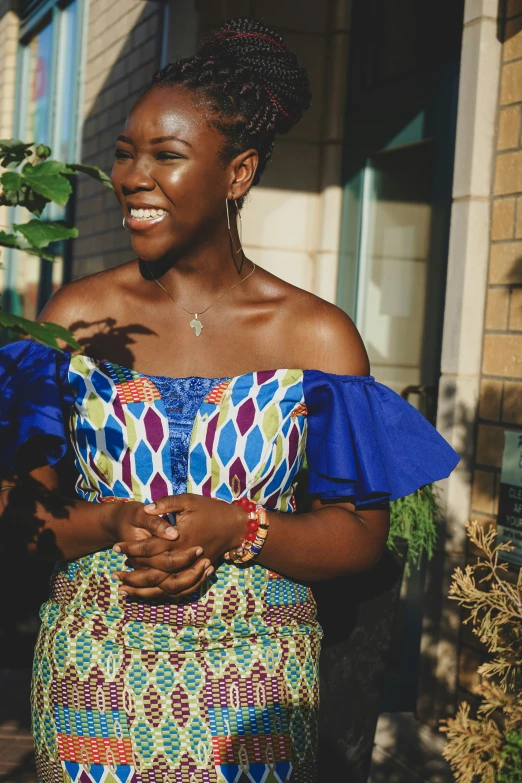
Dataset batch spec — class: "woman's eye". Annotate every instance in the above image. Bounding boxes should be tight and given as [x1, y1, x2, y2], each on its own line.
[114, 150, 131, 159]
[156, 152, 181, 161]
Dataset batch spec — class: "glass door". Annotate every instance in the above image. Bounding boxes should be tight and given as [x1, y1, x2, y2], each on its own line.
[336, 0, 465, 712]
[356, 141, 435, 399]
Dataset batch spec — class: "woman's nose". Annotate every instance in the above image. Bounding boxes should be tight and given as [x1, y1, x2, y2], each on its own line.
[119, 162, 155, 194]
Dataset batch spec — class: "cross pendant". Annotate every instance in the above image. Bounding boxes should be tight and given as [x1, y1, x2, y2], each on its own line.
[189, 315, 203, 336]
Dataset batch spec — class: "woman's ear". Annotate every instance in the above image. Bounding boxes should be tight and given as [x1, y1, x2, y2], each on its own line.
[228, 148, 258, 200]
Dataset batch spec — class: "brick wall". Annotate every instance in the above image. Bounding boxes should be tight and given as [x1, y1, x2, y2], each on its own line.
[461, 0, 522, 695]
[72, 0, 165, 279]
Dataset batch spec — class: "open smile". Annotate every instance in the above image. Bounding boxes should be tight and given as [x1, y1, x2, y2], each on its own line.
[126, 207, 169, 232]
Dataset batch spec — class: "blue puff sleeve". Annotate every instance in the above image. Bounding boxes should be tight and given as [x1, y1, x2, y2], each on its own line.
[0, 340, 74, 473]
[303, 370, 459, 507]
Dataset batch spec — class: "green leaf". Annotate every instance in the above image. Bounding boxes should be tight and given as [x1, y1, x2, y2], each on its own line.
[21, 160, 74, 205]
[0, 229, 54, 261]
[0, 312, 80, 349]
[18, 184, 49, 217]
[13, 219, 78, 249]
[1, 171, 22, 191]
[66, 162, 114, 190]
[0, 139, 34, 168]
[35, 144, 51, 160]
[0, 171, 26, 209]
[0, 230, 19, 248]
[0, 178, 49, 215]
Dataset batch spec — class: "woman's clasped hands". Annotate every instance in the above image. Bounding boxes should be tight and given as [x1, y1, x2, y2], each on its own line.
[107, 493, 245, 600]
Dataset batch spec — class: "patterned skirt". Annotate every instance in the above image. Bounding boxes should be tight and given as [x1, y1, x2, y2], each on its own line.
[31, 622, 320, 783]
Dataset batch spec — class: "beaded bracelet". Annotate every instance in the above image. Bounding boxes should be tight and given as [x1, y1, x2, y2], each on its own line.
[223, 497, 270, 564]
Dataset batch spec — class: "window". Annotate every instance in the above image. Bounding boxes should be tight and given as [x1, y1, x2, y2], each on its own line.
[2, 0, 86, 319]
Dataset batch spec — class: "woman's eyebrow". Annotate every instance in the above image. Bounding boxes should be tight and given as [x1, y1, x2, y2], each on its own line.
[116, 134, 192, 147]
[150, 135, 192, 147]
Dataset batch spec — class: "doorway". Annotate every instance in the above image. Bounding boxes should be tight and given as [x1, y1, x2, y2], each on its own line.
[337, 0, 465, 711]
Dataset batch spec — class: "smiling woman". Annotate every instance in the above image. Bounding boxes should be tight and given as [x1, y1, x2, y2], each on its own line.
[0, 15, 459, 783]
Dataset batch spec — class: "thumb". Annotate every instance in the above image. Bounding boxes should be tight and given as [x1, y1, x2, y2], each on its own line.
[143, 494, 188, 515]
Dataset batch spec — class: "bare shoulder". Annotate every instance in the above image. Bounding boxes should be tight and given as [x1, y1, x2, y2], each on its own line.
[38, 261, 137, 339]
[279, 280, 370, 376]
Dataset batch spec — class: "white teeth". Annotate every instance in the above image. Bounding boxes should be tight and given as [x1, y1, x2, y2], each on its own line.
[129, 207, 167, 221]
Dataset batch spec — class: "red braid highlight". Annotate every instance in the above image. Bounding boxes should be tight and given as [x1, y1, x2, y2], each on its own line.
[263, 86, 295, 121]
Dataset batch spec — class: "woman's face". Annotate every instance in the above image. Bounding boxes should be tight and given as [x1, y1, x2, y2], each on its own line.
[111, 85, 250, 263]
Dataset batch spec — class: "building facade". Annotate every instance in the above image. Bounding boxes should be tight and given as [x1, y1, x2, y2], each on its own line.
[0, 0, 521, 742]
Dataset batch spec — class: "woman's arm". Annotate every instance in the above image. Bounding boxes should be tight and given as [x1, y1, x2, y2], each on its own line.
[113, 494, 389, 595]
[0, 465, 198, 565]
[259, 500, 389, 579]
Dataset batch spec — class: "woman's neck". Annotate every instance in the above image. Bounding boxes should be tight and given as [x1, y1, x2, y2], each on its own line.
[139, 226, 248, 296]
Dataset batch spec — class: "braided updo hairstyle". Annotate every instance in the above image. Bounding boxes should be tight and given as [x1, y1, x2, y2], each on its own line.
[147, 18, 311, 206]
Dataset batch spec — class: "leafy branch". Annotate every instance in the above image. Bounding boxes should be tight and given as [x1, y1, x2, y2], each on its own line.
[0, 139, 113, 349]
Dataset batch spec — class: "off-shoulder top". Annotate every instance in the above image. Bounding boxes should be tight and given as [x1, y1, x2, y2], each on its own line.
[0, 339, 459, 510]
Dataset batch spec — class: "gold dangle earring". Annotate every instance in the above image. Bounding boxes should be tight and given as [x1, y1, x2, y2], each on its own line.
[226, 198, 243, 255]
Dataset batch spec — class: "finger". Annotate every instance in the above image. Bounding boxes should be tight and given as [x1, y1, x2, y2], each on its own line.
[125, 557, 147, 570]
[114, 556, 210, 588]
[118, 565, 214, 601]
[143, 494, 191, 515]
[173, 566, 215, 599]
[127, 551, 207, 573]
[115, 537, 171, 558]
[157, 560, 212, 596]
[113, 567, 177, 589]
[132, 513, 179, 541]
[115, 535, 203, 559]
[125, 557, 151, 570]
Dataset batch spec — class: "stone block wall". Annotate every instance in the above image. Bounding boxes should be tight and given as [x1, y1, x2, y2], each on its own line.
[461, 0, 522, 695]
[473, 0, 522, 516]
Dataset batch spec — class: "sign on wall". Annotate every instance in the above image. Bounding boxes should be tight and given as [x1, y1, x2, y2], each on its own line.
[497, 430, 522, 568]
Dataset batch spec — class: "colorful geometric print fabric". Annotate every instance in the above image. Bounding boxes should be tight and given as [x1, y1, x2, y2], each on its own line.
[33, 624, 320, 783]
[68, 357, 307, 514]
[68, 356, 176, 503]
[31, 354, 319, 782]
[187, 369, 307, 512]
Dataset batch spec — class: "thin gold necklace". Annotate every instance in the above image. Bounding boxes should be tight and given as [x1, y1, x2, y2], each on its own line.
[145, 260, 256, 337]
